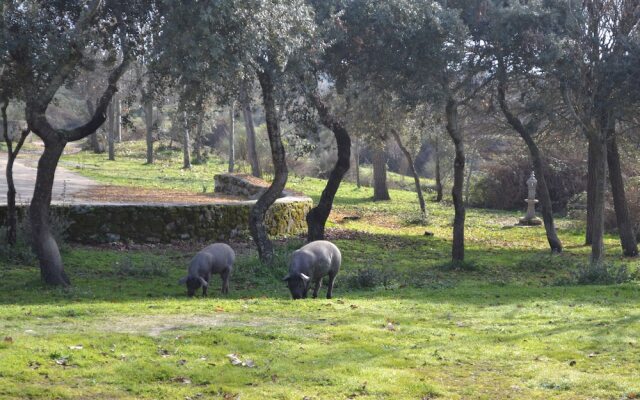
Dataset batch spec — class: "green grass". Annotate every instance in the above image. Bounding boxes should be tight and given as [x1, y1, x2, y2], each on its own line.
[1, 141, 639, 399]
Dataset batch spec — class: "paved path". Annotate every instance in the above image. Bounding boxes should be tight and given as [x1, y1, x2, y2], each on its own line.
[0, 152, 98, 205]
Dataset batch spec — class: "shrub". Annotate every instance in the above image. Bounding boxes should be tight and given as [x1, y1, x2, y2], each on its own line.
[572, 263, 635, 285]
[112, 256, 170, 278]
[468, 155, 586, 213]
[341, 268, 395, 289]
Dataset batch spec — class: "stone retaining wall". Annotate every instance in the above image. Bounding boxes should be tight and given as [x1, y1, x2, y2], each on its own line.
[0, 198, 313, 244]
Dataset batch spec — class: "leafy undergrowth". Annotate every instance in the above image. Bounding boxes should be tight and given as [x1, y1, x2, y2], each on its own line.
[0, 141, 638, 398]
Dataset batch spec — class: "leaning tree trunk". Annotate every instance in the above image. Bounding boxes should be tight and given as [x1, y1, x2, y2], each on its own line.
[144, 99, 154, 164]
[241, 97, 261, 178]
[445, 98, 465, 263]
[182, 111, 191, 169]
[497, 78, 563, 252]
[306, 94, 351, 241]
[607, 131, 638, 256]
[2, 101, 29, 246]
[434, 134, 443, 202]
[372, 144, 390, 201]
[249, 68, 288, 264]
[30, 140, 70, 286]
[107, 100, 115, 161]
[391, 129, 426, 218]
[228, 102, 235, 173]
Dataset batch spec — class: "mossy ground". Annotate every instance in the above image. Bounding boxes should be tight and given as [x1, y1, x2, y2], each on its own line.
[0, 141, 639, 399]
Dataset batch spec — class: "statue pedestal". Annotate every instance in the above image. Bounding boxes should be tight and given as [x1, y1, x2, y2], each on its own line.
[519, 198, 542, 226]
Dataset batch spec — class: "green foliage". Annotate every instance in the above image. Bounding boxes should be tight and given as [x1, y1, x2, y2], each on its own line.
[112, 256, 170, 278]
[571, 263, 635, 286]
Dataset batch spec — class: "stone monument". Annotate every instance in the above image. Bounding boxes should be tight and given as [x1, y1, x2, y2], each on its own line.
[519, 171, 542, 226]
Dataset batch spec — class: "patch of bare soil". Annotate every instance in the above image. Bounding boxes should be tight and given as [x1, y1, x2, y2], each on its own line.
[75, 185, 246, 204]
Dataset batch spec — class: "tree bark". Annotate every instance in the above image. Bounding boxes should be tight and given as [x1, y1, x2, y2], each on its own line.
[249, 68, 288, 264]
[306, 94, 351, 241]
[144, 99, 154, 164]
[115, 94, 122, 142]
[497, 75, 563, 252]
[445, 97, 465, 263]
[372, 144, 390, 201]
[228, 102, 235, 173]
[85, 99, 102, 153]
[193, 109, 204, 164]
[391, 129, 426, 218]
[434, 134, 443, 202]
[182, 111, 191, 169]
[2, 101, 29, 246]
[240, 96, 261, 178]
[588, 130, 607, 264]
[354, 136, 361, 188]
[107, 100, 115, 161]
[585, 138, 596, 245]
[30, 140, 70, 286]
[607, 131, 638, 256]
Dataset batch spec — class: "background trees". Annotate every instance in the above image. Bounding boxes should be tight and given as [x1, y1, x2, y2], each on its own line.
[2, 0, 639, 286]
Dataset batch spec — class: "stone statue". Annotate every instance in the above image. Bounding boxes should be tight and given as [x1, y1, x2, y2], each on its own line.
[519, 171, 542, 226]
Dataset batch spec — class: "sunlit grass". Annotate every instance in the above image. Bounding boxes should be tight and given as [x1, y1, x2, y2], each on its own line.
[0, 140, 638, 398]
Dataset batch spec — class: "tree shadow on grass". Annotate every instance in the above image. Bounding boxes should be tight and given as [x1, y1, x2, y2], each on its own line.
[0, 230, 637, 306]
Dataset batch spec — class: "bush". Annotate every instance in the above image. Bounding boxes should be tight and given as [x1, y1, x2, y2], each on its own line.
[567, 177, 640, 235]
[573, 263, 635, 285]
[112, 256, 170, 278]
[468, 156, 586, 213]
[555, 262, 636, 285]
[341, 268, 395, 289]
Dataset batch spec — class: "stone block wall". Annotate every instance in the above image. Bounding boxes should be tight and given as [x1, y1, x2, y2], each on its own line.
[0, 198, 313, 244]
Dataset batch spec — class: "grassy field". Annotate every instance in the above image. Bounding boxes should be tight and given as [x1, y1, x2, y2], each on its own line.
[1, 141, 639, 399]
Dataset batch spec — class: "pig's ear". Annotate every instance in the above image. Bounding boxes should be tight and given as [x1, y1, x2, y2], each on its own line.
[282, 274, 291, 281]
[299, 273, 310, 283]
[178, 276, 188, 285]
[199, 277, 208, 287]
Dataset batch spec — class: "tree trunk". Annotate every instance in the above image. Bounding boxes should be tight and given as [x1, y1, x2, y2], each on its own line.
[144, 100, 154, 164]
[30, 140, 70, 286]
[497, 76, 563, 252]
[241, 97, 261, 178]
[228, 102, 235, 173]
[193, 109, 204, 164]
[445, 98, 465, 263]
[107, 100, 115, 161]
[182, 111, 191, 169]
[585, 138, 596, 245]
[86, 99, 102, 153]
[249, 68, 288, 264]
[587, 131, 607, 264]
[115, 94, 122, 142]
[372, 145, 390, 201]
[2, 101, 29, 246]
[306, 94, 351, 241]
[391, 129, 426, 218]
[434, 134, 443, 202]
[607, 132, 638, 256]
[354, 136, 361, 188]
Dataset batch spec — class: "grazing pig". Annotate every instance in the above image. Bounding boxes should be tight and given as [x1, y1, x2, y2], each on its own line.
[179, 243, 235, 297]
[283, 240, 341, 300]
